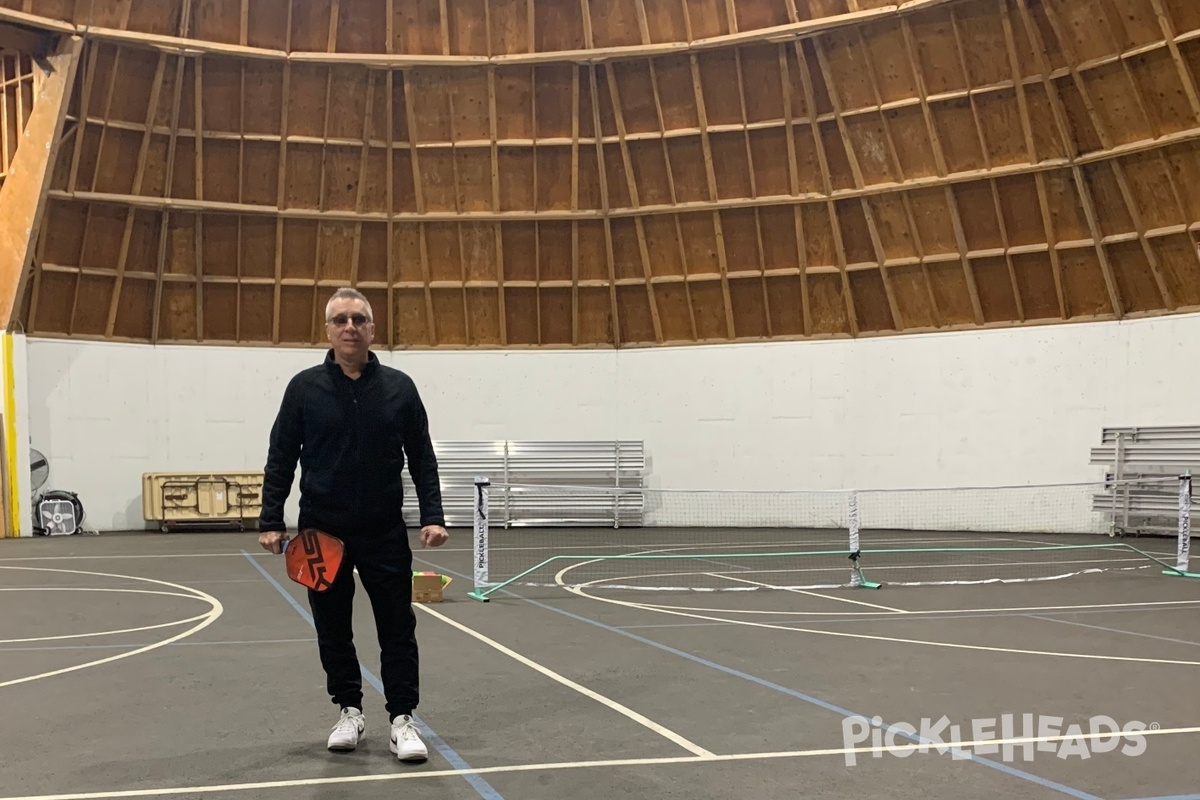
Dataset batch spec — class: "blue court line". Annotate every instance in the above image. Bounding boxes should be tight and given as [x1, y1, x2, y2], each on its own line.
[241, 552, 504, 800]
[1025, 615, 1200, 648]
[416, 557, 1104, 800]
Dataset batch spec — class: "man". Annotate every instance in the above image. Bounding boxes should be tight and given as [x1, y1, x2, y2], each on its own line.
[257, 287, 449, 763]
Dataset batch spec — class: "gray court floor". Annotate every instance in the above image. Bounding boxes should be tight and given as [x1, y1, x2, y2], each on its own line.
[0, 528, 1197, 800]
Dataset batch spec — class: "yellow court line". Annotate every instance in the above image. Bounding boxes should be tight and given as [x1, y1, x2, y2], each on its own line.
[2, 333, 19, 537]
[2, 726, 1197, 800]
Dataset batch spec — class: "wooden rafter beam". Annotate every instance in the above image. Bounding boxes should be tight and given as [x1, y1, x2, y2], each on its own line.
[0, 33, 82, 330]
[0, 0, 961, 67]
[0, 20, 55, 59]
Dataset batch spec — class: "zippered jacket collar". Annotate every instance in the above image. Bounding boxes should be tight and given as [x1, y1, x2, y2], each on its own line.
[323, 348, 380, 378]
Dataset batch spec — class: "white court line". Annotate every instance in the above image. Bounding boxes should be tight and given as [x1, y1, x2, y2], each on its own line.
[3, 725, 1197, 800]
[570, 562, 1200, 617]
[558, 554, 1161, 589]
[616, 603, 1200, 630]
[1004, 535, 1177, 556]
[856, 555, 1155, 572]
[0, 604, 210, 643]
[0, 553, 260, 561]
[415, 603, 714, 758]
[706, 572, 909, 613]
[0, 567, 224, 688]
[725, 599, 1200, 617]
[565, 573, 1200, 667]
[462, 535, 1028, 555]
[1026, 615, 1200, 648]
[0, 534, 1144, 560]
[2, 580, 264, 587]
[0, 536, 1005, 561]
[594, 597, 1200, 618]
[0, 638, 317, 653]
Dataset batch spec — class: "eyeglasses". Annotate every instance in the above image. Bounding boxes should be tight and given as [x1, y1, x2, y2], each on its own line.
[328, 313, 371, 327]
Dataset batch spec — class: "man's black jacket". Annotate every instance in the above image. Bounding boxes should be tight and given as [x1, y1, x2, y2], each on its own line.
[258, 350, 445, 535]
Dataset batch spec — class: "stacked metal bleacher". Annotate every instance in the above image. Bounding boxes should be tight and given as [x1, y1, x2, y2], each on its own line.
[401, 440, 645, 528]
[1089, 426, 1200, 537]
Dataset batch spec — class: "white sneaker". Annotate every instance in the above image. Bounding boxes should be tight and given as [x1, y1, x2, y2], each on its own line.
[389, 715, 428, 762]
[327, 707, 365, 751]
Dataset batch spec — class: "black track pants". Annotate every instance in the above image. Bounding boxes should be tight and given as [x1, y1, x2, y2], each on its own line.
[305, 522, 418, 720]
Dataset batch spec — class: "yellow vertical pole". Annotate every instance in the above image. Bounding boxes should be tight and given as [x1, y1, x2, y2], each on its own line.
[2, 333, 18, 536]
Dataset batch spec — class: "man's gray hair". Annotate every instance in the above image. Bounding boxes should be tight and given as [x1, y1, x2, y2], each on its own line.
[325, 287, 373, 321]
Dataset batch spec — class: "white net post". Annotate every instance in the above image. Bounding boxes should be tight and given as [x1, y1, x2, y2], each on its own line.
[847, 490, 859, 586]
[1178, 472, 1192, 573]
[846, 489, 879, 588]
[470, 477, 491, 601]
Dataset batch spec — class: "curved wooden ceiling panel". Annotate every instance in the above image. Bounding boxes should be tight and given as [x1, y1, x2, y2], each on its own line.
[6, 0, 1200, 347]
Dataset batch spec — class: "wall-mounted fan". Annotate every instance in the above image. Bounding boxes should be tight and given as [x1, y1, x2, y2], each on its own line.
[30, 448, 49, 497]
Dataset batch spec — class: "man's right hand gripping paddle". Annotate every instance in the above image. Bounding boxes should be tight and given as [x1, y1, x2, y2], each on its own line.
[260, 529, 345, 593]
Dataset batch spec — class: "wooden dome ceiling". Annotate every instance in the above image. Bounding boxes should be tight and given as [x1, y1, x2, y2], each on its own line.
[3, 0, 1200, 348]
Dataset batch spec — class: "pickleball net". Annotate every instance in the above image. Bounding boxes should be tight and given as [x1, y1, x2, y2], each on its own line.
[465, 474, 1197, 601]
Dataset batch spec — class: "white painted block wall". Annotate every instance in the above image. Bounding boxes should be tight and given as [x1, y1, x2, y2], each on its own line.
[21, 313, 1200, 533]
